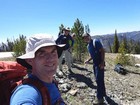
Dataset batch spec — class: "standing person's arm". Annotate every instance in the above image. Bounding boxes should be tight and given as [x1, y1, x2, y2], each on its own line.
[71, 37, 74, 47]
[84, 53, 92, 64]
[95, 39, 105, 69]
[67, 35, 74, 52]
[56, 35, 62, 44]
[99, 47, 105, 69]
[69, 35, 74, 47]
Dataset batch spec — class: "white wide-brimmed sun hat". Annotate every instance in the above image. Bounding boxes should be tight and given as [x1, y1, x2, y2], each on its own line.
[16, 34, 65, 69]
[63, 27, 71, 32]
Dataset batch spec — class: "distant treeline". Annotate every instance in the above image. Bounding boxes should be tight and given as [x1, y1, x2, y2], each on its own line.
[0, 19, 140, 62]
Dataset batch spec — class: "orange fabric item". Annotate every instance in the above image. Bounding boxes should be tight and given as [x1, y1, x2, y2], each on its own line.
[0, 61, 27, 81]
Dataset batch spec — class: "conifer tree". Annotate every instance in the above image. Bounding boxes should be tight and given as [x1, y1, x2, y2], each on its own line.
[58, 24, 64, 36]
[85, 24, 90, 34]
[112, 30, 119, 53]
[12, 35, 26, 57]
[7, 38, 14, 51]
[71, 18, 86, 62]
[118, 35, 128, 53]
[135, 41, 140, 54]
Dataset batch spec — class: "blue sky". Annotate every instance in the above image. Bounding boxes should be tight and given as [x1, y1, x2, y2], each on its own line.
[0, 0, 140, 42]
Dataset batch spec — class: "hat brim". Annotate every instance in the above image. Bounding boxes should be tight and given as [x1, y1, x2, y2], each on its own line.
[63, 28, 70, 32]
[82, 35, 90, 38]
[64, 29, 70, 32]
[82, 33, 90, 38]
[16, 44, 65, 69]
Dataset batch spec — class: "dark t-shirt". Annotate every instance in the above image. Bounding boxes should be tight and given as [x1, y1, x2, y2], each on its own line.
[56, 34, 74, 50]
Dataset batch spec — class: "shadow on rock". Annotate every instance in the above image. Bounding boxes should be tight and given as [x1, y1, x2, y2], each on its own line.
[72, 64, 93, 73]
[105, 96, 118, 105]
[125, 69, 140, 75]
[68, 69, 97, 89]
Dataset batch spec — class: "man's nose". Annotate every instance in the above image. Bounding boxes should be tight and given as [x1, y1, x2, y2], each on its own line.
[45, 53, 54, 59]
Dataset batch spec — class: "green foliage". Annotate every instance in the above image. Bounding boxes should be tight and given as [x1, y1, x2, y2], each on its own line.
[112, 30, 119, 53]
[85, 24, 90, 34]
[107, 41, 112, 53]
[59, 24, 64, 34]
[71, 18, 87, 62]
[119, 35, 129, 53]
[7, 38, 14, 51]
[120, 37, 140, 54]
[58, 20, 87, 62]
[118, 36, 128, 53]
[127, 39, 134, 53]
[116, 35, 135, 65]
[134, 41, 140, 54]
[12, 35, 26, 57]
[0, 38, 14, 51]
[115, 53, 131, 65]
[118, 42, 127, 53]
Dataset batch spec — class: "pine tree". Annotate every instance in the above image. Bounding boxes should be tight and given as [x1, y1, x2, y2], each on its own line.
[107, 40, 112, 53]
[112, 30, 119, 53]
[116, 34, 131, 65]
[135, 41, 140, 54]
[85, 24, 90, 34]
[7, 38, 14, 51]
[118, 35, 128, 53]
[71, 18, 86, 62]
[12, 35, 26, 57]
[58, 24, 64, 37]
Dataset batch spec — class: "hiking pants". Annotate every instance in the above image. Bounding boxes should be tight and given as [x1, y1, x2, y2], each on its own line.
[59, 49, 71, 70]
[93, 66, 106, 100]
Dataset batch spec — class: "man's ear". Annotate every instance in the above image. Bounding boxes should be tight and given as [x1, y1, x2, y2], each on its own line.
[25, 59, 33, 66]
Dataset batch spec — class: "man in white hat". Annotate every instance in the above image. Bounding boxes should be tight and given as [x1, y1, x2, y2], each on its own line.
[56, 27, 74, 72]
[10, 35, 65, 105]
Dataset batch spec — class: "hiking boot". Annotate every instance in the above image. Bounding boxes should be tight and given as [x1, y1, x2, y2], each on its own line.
[93, 98, 104, 105]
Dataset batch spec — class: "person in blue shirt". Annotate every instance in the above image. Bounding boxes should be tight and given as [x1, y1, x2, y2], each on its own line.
[10, 35, 65, 105]
[83, 33, 106, 104]
[56, 27, 74, 71]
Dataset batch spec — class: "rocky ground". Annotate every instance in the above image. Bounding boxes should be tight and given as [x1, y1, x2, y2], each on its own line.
[55, 53, 140, 105]
[0, 53, 140, 105]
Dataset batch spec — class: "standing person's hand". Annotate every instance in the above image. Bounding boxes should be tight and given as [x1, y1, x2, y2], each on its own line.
[68, 47, 72, 53]
[84, 57, 92, 64]
[99, 62, 105, 69]
[84, 60, 89, 69]
[84, 60, 89, 64]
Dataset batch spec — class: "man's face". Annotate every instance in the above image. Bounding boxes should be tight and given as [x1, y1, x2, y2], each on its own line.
[64, 30, 70, 35]
[83, 36, 91, 43]
[28, 46, 58, 78]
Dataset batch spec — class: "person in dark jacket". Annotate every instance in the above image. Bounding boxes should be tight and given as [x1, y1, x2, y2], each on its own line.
[56, 27, 74, 71]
